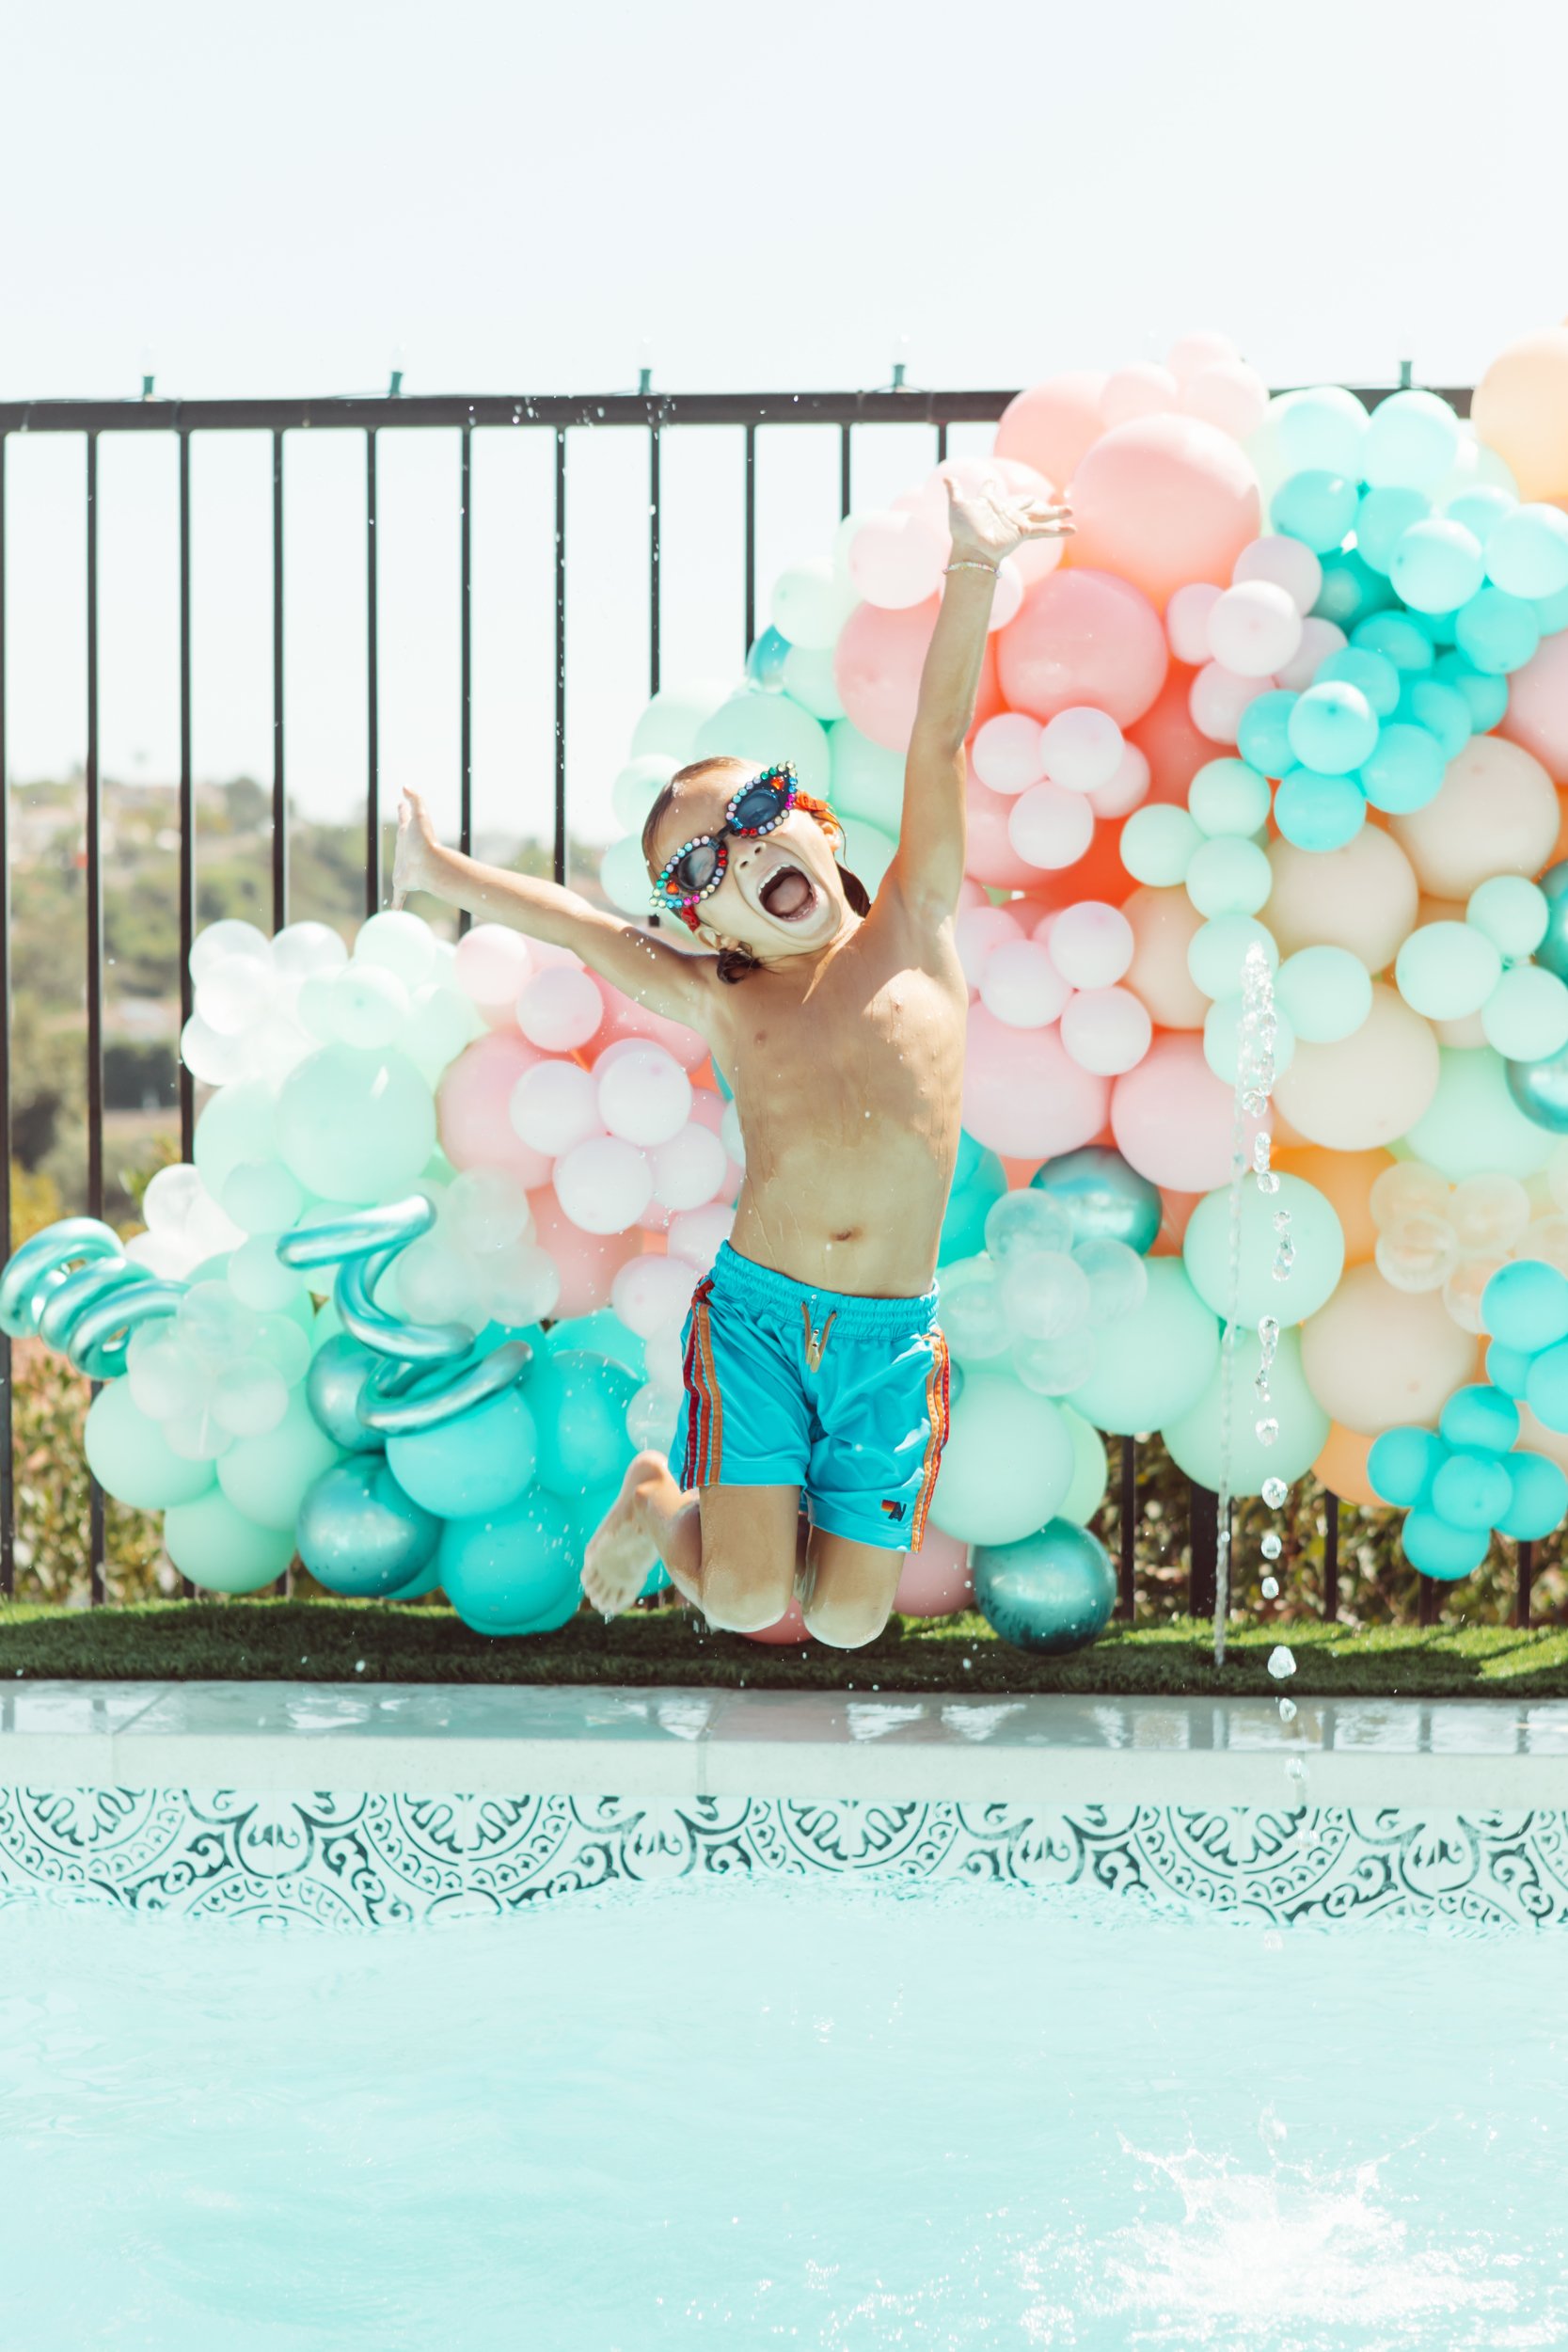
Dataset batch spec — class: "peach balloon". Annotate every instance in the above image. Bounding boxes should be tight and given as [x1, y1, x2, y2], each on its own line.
[1501, 630, 1568, 784]
[997, 567, 1168, 728]
[1388, 737, 1560, 900]
[1300, 1263, 1480, 1435]
[528, 1185, 641, 1319]
[1273, 1145, 1392, 1265]
[961, 1005, 1110, 1158]
[1122, 887, 1208, 1028]
[834, 596, 936, 752]
[1069, 415, 1262, 609]
[1111, 1033, 1236, 1191]
[1150, 1187, 1200, 1254]
[895, 1525, 974, 1616]
[993, 372, 1108, 488]
[1264, 830, 1419, 970]
[437, 1031, 553, 1189]
[1312, 1422, 1381, 1508]
[964, 771, 1044, 889]
[1127, 663, 1215, 806]
[1272, 985, 1439, 1152]
[1471, 327, 1568, 501]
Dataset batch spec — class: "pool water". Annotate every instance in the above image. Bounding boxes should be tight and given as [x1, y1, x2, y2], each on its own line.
[2, 1880, 1563, 2349]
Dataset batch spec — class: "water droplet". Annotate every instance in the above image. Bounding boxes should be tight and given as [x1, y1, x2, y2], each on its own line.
[1267, 1644, 1296, 1681]
[1261, 1532, 1282, 1561]
[1257, 1171, 1280, 1194]
[1286, 1756, 1306, 1783]
[1262, 1477, 1288, 1508]
[1261, 1929, 1284, 1953]
[1277, 1696, 1297, 1723]
[1256, 1417, 1279, 1446]
[1260, 1574, 1279, 1599]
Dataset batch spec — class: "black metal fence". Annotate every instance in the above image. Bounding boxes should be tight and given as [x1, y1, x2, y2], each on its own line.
[6, 376, 1522, 1626]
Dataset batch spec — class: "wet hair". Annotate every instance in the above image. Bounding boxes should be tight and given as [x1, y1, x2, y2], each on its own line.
[641, 757, 869, 984]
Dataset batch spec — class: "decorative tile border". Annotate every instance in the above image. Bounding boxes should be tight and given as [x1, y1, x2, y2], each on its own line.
[0, 1787, 1565, 1932]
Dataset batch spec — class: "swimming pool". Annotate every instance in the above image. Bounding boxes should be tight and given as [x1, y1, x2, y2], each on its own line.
[3, 1873, 1564, 2348]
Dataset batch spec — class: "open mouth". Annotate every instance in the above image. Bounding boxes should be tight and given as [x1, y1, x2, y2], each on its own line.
[758, 864, 817, 923]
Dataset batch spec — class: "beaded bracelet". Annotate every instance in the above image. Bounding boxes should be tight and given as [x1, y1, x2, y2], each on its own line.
[943, 559, 1000, 576]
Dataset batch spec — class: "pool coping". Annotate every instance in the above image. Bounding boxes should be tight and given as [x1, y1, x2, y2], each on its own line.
[6, 1680, 1568, 1807]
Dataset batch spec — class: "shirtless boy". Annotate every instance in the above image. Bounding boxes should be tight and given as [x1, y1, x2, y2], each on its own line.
[392, 479, 1072, 1647]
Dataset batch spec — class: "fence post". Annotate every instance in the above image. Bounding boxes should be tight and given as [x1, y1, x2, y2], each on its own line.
[1323, 1488, 1339, 1621]
[1188, 1482, 1217, 1621]
[1117, 1437, 1136, 1621]
[1515, 1540, 1534, 1631]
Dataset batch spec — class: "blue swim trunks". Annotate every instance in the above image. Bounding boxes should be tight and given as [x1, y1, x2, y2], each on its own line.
[664, 1240, 951, 1553]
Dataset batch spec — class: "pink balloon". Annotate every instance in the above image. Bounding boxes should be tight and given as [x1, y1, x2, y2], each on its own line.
[1275, 615, 1347, 693]
[740, 1591, 811, 1645]
[438, 1032, 553, 1188]
[528, 1185, 641, 1318]
[1189, 660, 1273, 744]
[997, 567, 1168, 727]
[1502, 629, 1568, 782]
[1166, 582, 1224, 666]
[1127, 663, 1215, 805]
[1086, 740, 1151, 818]
[1100, 363, 1180, 428]
[1166, 330, 1241, 384]
[452, 923, 533, 1007]
[1007, 782, 1096, 870]
[895, 1524, 974, 1615]
[517, 964, 606, 1052]
[955, 905, 1025, 985]
[993, 372, 1107, 486]
[961, 1004, 1111, 1157]
[1182, 360, 1269, 442]
[964, 771, 1045, 888]
[849, 511, 948, 610]
[973, 712, 1047, 795]
[1111, 1032, 1237, 1191]
[1069, 416, 1262, 610]
[595, 988, 710, 1070]
[834, 597, 937, 752]
[1060, 986, 1153, 1075]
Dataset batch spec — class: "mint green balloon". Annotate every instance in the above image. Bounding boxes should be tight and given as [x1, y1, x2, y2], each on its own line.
[216, 1388, 343, 1532]
[1188, 758, 1272, 839]
[1185, 835, 1273, 918]
[192, 1078, 278, 1199]
[1467, 875, 1548, 959]
[598, 833, 654, 918]
[1183, 1172, 1345, 1326]
[692, 689, 830, 797]
[1403, 1045, 1555, 1180]
[1121, 805, 1202, 887]
[164, 1487, 297, 1595]
[1481, 965, 1568, 1062]
[926, 1372, 1075, 1546]
[782, 645, 846, 723]
[829, 720, 905, 831]
[276, 1045, 436, 1205]
[837, 811, 898, 894]
[1068, 1260, 1220, 1436]
[1275, 946, 1373, 1043]
[83, 1381, 218, 1511]
[1394, 922, 1501, 1021]
[1058, 1405, 1108, 1526]
[630, 679, 732, 763]
[1163, 1327, 1328, 1494]
[1187, 915, 1279, 1002]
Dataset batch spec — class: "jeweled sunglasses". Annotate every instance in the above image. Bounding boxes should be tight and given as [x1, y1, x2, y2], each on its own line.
[651, 761, 838, 931]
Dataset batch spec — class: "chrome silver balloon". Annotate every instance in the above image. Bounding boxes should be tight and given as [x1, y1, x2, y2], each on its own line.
[295, 1455, 441, 1597]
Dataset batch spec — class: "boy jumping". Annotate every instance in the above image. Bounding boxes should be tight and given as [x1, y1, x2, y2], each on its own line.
[393, 480, 1072, 1646]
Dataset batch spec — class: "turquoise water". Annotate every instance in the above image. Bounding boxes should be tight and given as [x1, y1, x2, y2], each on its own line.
[1, 1880, 1563, 2348]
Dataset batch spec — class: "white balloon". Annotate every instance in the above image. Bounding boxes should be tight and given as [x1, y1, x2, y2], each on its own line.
[955, 906, 1025, 987]
[972, 713, 1047, 796]
[1275, 615, 1347, 692]
[1059, 987, 1153, 1075]
[1047, 901, 1135, 989]
[1232, 534, 1323, 615]
[1189, 660, 1273, 744]
[327, 964, 411, 1049]
[1041, 707, 1125, 792]
[1166, 582, 1224, 666]
[480, 1239, 561, 1327]
[196, 954, 275, 1037]
[452, 924, 533, 1008]
[554, 1135, 654, 1234]
[1205, 581, 1303, 679]
[1007, 783, 1096, 869]
[190, 920, 270, 985]
[354, 910, 438, 986]
[182, 1011, 255, 1087]
[597, 1045, 692, 1148]
[270, 921, 348, 981]
[517, 964, 604, 1052]
[666, 1201, 736, 1271]
[611, 1253, 699, 1340]
[978, 940, 1070, 1029]
[510, 1060, 603, 1156]
[648, 1120, 727, 1210]
[1085, 742, 1151, 819]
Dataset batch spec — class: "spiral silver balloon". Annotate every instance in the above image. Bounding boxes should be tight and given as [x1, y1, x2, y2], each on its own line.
[276, 1195, 531, 1437]
[0, 1218, 187, 1378]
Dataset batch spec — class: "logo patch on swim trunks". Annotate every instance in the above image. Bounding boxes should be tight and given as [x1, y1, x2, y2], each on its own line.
[880, 1499, 906, 1522]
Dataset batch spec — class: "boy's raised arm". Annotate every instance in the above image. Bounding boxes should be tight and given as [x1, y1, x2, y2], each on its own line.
[392, 790, 714, 1032]
[886, 483, 1073, 921]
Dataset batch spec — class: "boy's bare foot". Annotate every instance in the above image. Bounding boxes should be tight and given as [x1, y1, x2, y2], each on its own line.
[581, 1448, 668, 1616]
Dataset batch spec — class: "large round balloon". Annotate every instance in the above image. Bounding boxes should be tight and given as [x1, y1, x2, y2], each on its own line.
[961, 1006, 1111, 1158]
[386, 1383, 539, 1518]
[1183, 1173, 1345, 1326]
[1387, 737, 1560, 900]
[974, 1518, 1117, 1653]
[1068, 415, 1261, 607]
[1272, 986, 1439, 1152]
[1111, 1034, 1237, 1193]
[1500, 632, 1568, 784]
[833, 598, 939, 753]
[296, 1456, 441, 1597]
[437, 1486, 581, 1636]
[1163, 1327, 1329, 1492]
[83, 1381, 219, 1511]
[1263, 830, 1420, 968]
[216, 1389, 342, 1533]
[926, 1373, 1074, 1546]
[1030, 1145, 1161, 1254]
[163, 1487, 297, 1595]
[1300, 1263, 1480, 1435]
[996, 568, 1168, 727]
[1411, 1046, 1557, 1175]
[527, 1348, 640, 1504]
[692, 689, 831, 796]
[993, 372, 1106, 485]
[1471, 326, 1568, 501]
[1067, 1258, 1220, 1434]
[276, 1044, 436, 1205]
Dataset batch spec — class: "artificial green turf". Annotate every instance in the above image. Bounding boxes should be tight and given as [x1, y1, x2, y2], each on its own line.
[2, 1599, 1567, 1697]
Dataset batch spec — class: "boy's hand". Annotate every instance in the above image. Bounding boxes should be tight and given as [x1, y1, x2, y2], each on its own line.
[392, 789, 439, 910]
[945, 479, 1074, 570]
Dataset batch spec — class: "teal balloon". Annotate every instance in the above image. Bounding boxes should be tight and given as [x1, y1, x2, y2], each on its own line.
[1431, 1451, 1512, 1533]
[745, 627, 791, 691]
[1497, 1452, 1568, 1543]
[1526, 1338, 1568, 1432]
[1438, 1384, 1520, 1454]
[1350, 612, 1433, 673]
[1357, 723, 1446, 815]
[306, 1334, 388, 1453]
[1368, 1425, 1444, 1509]
[1313, 548, 1394, 630]
[1354, 486, 1431, 574]
[1029, 1146, 1161, 1255]
[940, 1150, 1006, 1266]
[1505, 1039, 1568, 1133]
[1236, 689, 1298, 778]
[1397, 678, 1471, 759]
[438, 1486, 581, 1636]
[528, 1348, 638, 1503]
[974, 1518, 1116, 1655]
[1406, 606, 1462, 650]
[546, 1311, 647, 1383]
[1287, 682, 1378, 774]
[1534, 585, 1568, 634]
[1433, 651, 1509, 731]
[1483, 1259, 1568, 1353]
[1455, 586, 1541, 675]
[1315, 646, 1401, 718]
[1402, 1509, 1490, 1581]
[1529, 861, 1568, 983]
[1388, 517, 1485, 613]
[1163, 1327, 1327, 1492]
[1446, 486, 1516, 547]
[1486, 1341, 1535, 1400]
[386, 1384, 538, 1517]
[296, 1456, 441, 1597]
[1272, 469, 1359, 553]
[1275, 767, 1366, 850]
[1068, 1260, 1219, 1435]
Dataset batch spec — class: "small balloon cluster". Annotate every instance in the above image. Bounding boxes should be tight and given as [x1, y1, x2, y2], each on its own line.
[941, 1184, 1149, 1397]
[1369, 1381, 1566, 1582]
[1370, 1156, 1568, 1333]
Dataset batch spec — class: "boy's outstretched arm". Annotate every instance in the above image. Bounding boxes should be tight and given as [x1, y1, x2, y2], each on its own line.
[392, 790, 714, 1031]
[885, 482, 1073, 921]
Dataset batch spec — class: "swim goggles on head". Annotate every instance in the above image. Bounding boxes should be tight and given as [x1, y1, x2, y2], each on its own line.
[650, 762, 844, 932]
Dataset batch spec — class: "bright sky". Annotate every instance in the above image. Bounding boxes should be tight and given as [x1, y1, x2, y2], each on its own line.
[4, 0, 1564, 849]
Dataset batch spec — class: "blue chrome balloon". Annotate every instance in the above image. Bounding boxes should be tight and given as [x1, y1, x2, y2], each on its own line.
[1030, 1146, 1162, 1255]
[1505, 1034, 1568, 1133]
[974, 1518, 1117, 1654]
[745, 626, 791, 691]
[1530, 862, 1568, 984]
[296, 1455, 441, 1597]
[306, 1334, 390, 1453]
